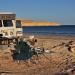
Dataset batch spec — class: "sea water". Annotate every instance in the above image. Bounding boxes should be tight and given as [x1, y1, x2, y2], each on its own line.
[23, 25, 75, 36]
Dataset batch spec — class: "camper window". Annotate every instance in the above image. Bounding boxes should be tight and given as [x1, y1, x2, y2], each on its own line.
[16, 20, 21, 28]
[0, 20, 2, 27]
[3, 20, 13, 27]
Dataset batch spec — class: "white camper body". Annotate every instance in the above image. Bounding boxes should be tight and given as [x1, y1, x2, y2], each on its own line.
[0, 12, 23, 39]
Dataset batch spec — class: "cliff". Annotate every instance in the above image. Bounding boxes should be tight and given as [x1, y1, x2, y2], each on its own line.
[16, 18, 60, 26]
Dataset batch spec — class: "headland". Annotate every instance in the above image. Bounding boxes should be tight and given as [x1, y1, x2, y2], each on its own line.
[16, 18, 60, 26]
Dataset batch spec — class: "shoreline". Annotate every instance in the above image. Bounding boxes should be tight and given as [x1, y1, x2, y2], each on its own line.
[23, 33, 75, 40]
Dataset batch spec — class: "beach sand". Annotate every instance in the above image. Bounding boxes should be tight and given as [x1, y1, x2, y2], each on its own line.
[0, 35, 75, 75]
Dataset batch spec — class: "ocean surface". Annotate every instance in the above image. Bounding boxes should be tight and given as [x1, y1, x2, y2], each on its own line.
[23, 25, 75, 36]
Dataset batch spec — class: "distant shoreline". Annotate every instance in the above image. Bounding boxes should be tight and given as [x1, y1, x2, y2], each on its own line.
[16, 18, 60, 26]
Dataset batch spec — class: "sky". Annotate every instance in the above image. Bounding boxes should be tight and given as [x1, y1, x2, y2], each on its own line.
[0, 0, 75, 25]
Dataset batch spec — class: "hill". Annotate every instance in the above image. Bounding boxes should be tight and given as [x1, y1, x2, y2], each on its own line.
[16, 18, 60, 26]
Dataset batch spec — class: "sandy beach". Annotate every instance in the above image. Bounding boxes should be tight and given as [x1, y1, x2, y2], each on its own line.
[0, 35, 75, 75]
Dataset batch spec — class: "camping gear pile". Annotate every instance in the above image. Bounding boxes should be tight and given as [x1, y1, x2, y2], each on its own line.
[9, 36, 44, 62]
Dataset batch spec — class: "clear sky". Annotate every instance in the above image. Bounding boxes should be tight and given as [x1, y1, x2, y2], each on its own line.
[0, 0, 75, 25]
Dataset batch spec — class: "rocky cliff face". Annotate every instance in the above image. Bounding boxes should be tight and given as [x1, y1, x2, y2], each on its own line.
[16, 19, 60, 26]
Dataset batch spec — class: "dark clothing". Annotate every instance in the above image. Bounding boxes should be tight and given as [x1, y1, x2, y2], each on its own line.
[12, 40, 33, 60]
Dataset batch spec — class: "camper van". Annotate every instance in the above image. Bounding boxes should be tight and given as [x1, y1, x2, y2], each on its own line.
[0, 12, 23, 39]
